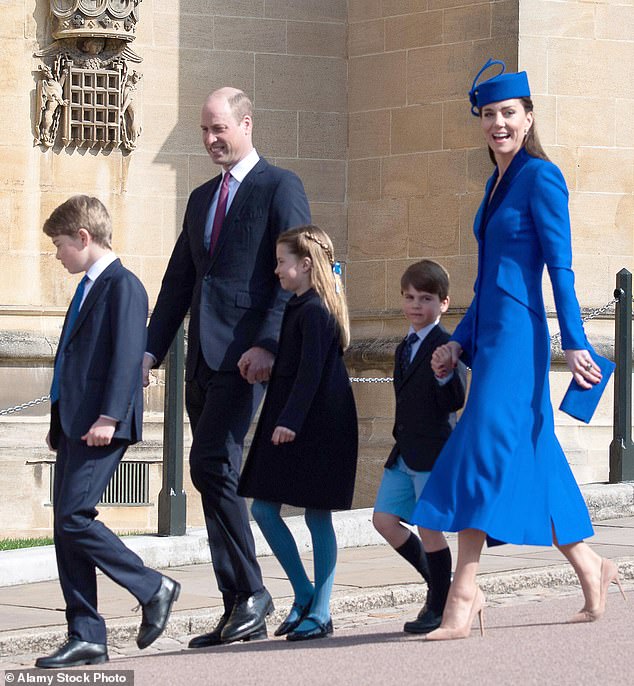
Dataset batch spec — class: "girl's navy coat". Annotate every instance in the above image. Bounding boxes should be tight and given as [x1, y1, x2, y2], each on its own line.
[239, 289, 358, 510]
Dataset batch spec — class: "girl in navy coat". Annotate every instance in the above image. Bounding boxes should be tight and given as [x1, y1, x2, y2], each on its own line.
[238, 225, 358, 641]
[411, 60, 625, 640]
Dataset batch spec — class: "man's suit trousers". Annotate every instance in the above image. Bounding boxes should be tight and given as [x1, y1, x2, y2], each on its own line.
[186, 357, 265, 611]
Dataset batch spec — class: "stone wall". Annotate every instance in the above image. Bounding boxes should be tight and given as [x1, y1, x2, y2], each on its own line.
[520, 0, 634, 308]
[1, 1, 632, 535]
[345, 0, 633, 500]
[0, 0, 349, 535]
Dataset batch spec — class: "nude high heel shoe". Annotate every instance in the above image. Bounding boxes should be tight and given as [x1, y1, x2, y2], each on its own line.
[569, 558, 626, 623]
[425, 587, 485, 641]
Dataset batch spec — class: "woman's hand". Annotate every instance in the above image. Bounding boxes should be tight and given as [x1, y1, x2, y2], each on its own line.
[432, 341, 463, 378]
[564, 349, 603, 390]
[271, 426, 296, 445]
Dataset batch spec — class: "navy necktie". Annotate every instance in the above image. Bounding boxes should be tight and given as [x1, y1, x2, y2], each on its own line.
[400, 332, 419, 374]
[50, 275, 89, 403]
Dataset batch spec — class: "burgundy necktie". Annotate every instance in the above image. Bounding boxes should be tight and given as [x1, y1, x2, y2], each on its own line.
[209, 172, 231, 255]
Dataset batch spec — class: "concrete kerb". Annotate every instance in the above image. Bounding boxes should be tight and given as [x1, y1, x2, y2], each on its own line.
[2, 483, 634, 657]
[3, 558, 634, 659]
[2, 483, 633, 588]
[0, 509, 385, 588]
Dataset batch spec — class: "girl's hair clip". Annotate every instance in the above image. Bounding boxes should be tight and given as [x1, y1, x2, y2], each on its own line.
[333, 261, 341, 293]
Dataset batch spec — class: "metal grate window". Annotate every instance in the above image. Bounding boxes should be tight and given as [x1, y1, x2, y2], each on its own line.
[49, 461, 150, 506]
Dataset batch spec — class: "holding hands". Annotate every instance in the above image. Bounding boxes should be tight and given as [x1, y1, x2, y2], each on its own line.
[432, 341, 463, 378]
[238, 346, 275, 384]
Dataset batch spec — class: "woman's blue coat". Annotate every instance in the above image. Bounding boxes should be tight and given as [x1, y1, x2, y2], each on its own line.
[413, 148, 594, 546]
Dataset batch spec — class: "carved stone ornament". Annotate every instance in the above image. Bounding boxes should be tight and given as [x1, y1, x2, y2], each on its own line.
[34, 1, 143, 151]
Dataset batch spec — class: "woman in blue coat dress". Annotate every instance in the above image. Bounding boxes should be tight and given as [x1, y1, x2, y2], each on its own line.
[411, 59, 625, 640]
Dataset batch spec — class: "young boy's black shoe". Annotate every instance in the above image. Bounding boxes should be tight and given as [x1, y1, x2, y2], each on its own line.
[403, 606, 443, 634]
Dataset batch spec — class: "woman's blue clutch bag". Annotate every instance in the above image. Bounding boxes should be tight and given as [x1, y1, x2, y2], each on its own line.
[559, 350, 615, 424]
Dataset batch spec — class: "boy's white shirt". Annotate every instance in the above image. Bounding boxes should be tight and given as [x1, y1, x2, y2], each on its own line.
[79, 251, 118, 308]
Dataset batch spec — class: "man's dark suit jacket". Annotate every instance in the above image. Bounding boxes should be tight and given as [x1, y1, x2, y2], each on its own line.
[147, 157, 311, 377]
[50, 259, 147, 449]
[385, 324, 467, 473]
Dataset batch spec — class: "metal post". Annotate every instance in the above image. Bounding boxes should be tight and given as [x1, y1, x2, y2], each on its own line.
[609, 269, 634, 483]
[157, 323, 187, 535]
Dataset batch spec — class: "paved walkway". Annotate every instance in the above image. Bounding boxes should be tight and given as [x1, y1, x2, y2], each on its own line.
[2, 516, 634, 669]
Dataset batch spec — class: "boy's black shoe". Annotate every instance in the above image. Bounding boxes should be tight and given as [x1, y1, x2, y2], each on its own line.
[403, 606, 443, 634]
[136, 575, 181, 649]
[35, 639, 108, 668]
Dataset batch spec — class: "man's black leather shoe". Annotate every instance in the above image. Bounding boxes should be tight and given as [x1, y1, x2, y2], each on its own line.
[188, 613, 230, 648]
[136, 575, 181, 649]
[403, 606, 443, 634]
[221, 588, 274, 643]
[35, 639, 108, 668]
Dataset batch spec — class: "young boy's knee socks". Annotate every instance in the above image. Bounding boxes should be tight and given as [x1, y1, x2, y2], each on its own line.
[395, 532, 431, 584]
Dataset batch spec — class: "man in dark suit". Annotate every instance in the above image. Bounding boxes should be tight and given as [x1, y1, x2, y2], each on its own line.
[143, 87, 311, 647]
[372, 260, 466, 635]
[36, 196, 180, 669]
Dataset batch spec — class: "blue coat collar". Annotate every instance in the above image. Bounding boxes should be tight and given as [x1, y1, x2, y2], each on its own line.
[478, 147, 532, 237]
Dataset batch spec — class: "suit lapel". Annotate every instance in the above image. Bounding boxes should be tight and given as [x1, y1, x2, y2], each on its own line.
[394, 340, 405, 390]
[483, 148, 531, 229]
[195, 176, 220, 268]
[400, 325, 444, 385]
[475, 172, 497, 240]
[67, 260, 120, 341]
[209, 159, 267, 269]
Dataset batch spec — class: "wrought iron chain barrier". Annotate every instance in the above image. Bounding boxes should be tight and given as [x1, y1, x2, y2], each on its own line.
[0, 293, 628, 413]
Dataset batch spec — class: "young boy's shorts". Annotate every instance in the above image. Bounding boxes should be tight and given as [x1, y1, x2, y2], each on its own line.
[374, 456, 430, 524]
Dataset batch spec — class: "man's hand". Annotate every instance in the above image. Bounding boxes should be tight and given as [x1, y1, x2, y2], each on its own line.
[142, 352, 155, 388]
[238, 346, 274, 384]
[82, 416, 117, 447]
[272, 426, 296, 445]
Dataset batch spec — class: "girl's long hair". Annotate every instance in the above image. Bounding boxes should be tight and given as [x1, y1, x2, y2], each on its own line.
[277, 225, 351, 350]
[484, 96, 550, 164]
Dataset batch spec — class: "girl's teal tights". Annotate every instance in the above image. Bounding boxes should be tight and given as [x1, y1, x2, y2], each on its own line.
[251, 499, 337, 629]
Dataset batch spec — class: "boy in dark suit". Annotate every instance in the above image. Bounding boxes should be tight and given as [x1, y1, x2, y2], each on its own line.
[36, 196, 180, 669]
[373, 260, 466, 634]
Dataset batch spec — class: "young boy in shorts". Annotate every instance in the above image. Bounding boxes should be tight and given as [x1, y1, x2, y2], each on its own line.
[373, 259, 466, 634]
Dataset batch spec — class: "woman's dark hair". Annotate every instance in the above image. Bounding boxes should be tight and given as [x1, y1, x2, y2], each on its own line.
[483, 97, 550, 164]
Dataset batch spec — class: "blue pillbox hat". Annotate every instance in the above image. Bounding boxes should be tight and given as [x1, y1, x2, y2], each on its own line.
[468, 58, 531, 116]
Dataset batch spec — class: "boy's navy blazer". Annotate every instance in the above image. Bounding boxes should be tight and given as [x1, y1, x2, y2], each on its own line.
[50, 259, 147, 449]
[147, 157, 311, 378]
[385, 324, 466, 472]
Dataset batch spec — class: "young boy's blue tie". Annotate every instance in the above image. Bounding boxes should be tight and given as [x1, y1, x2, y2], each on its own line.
[50, 274, 89, 403]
